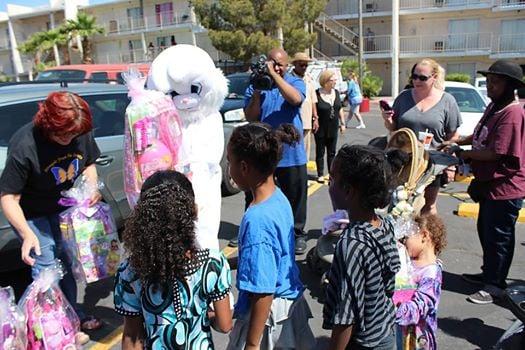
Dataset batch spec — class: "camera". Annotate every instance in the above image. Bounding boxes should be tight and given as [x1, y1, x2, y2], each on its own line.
[250, 55, 274, 90]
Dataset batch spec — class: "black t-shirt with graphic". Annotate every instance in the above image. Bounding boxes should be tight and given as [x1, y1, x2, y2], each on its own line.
[0, 123, 101, 219]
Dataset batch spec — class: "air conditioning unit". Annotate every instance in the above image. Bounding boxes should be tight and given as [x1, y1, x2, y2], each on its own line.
[434, 41, 444, 51]
[365, 2, 377, 12]
[435, 0, 444, 7]
[109, 20, 118, 33]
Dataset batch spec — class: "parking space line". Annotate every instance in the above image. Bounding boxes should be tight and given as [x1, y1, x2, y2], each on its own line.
[90, 180, 326, 349]
[89, 325, 123, 350]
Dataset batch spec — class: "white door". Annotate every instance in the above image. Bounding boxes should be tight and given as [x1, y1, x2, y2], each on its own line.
[448, 19, 480, 51]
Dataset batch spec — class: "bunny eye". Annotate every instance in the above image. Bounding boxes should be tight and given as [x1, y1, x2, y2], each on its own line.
[191, 83, 202, 95]
[170, 90, 180, 98]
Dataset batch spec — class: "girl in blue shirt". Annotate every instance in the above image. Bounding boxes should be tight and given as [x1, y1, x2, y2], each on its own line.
[225, 123, 315, 350]
[346, 72, 366, 129]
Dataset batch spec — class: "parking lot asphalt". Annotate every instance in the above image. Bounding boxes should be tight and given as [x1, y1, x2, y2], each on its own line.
[1, 104, 523, 349]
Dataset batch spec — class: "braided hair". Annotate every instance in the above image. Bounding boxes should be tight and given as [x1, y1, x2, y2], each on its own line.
[123, 170, 197, 286]
[336, 145, 409, 211]
[228, 122, 300, 176]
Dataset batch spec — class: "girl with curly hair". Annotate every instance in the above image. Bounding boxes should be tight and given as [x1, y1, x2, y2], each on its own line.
[113, 170, 232, 349]
[395, 214, 447, 350]
[225, 122, 315, 350]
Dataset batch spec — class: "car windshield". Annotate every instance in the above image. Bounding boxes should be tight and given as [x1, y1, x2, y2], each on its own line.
[36, 70, 86, 81]
[227, 75, 250, 98]
[445, 86, 486, 113]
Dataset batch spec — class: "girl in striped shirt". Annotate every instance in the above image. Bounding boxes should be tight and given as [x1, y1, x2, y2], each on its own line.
[323, 145, 408, 350]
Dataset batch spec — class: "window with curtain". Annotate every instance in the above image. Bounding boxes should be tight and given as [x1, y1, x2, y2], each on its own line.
[500, 19, 525, 52]
[448, 19, 480, 50]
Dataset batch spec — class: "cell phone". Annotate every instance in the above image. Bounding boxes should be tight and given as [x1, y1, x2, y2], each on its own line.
[379, 100, 392, 111]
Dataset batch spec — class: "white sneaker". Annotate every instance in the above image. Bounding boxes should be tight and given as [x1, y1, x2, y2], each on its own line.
[356, 124, 366, 129]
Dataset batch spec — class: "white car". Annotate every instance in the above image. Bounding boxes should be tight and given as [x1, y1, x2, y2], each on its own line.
[444, 81, 487, 138]
[474, 76, 489, 102]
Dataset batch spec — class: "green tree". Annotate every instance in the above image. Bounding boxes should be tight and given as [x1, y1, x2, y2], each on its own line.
[341, 58, 383, 97]
[192, 0, 326, 62]
[63, 12, 104, 64]
[18, 32, 48, 67]
[445, 73, 471, 83]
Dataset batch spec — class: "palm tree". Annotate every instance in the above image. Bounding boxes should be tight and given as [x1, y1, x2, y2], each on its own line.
[41, 29, 71, 65]
[64, 12, 105, 64]
[18, 32, 48, 67]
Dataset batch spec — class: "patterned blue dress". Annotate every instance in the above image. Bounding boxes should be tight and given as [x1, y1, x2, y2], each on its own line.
[114, 249, 231, 349]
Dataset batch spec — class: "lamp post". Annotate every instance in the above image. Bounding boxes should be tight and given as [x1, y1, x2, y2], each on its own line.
[358, 0, 364, 87]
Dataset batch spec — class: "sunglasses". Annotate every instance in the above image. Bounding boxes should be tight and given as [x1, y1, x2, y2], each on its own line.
[410, 73, 432, 82]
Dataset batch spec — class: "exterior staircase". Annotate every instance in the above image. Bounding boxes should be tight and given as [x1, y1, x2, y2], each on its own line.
[313, 12, 359, 57]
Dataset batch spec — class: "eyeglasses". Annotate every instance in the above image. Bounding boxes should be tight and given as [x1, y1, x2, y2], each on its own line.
[410, 73, 432, 82]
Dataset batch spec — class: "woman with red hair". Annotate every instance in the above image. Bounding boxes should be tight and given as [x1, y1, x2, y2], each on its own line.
[0, 91, 103, 342]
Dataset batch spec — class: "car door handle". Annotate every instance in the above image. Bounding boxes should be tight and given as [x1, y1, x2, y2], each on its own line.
[95, 155, 115, 166]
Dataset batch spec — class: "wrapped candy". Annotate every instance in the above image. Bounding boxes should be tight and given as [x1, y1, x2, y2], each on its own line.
[122, 68, 183, 207]
[59, 175, 122, 284]
[0, 287, 27, 350]
[392, 217, 418, 306]
[18, 263, 80, 350]
[322, 210, 349, 235]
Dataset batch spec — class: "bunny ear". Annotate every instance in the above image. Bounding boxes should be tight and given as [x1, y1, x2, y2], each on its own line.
[202, 68, 228, 111]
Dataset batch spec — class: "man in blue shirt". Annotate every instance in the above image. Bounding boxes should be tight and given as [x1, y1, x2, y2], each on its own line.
[244, 48, 309, 254]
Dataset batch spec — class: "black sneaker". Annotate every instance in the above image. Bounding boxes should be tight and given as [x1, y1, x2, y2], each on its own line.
[462, 273, 484, 285]
[295, 237, 307, 255]
[228, 237, 238, 247]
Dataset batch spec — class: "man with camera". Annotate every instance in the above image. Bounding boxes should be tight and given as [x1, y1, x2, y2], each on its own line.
[244, 48, 309, 254]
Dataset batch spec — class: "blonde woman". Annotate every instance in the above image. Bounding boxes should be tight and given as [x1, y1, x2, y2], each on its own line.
[381, 58, 462, 214]
[314, 70, 345, 183]
[346, 71, 366, 128]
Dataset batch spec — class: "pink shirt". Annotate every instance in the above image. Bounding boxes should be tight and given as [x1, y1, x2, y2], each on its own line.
[471, 102, 525, 200]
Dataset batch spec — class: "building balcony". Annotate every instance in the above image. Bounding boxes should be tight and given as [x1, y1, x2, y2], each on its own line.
[490, 33, 525, 58]
[104, 12, 196, 36]
[400, 0, 491, 13]
[492, 0, 525, 11]
[399, 32, 492, 58]
[0, 37, 10, 51]
[324, 0, 492, 17]
[95, 48, 157, 64]
[364, 34, 392, 57]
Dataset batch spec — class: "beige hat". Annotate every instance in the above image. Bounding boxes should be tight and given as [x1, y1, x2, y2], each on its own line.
[291, 52, 312, 63]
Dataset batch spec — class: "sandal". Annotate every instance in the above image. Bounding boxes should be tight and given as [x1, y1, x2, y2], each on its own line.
[81, 315, 103, 331]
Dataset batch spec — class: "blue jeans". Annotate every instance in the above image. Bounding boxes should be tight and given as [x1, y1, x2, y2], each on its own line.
[478, 198, 524, 289]
[14, 214, 85, 320]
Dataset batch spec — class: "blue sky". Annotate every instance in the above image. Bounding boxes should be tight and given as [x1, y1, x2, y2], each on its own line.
[0, 0, 112, 12]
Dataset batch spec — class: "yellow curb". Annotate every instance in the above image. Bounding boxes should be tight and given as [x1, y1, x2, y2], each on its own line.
[454, 175, 473, 184]
[89, 325, 124, 350]
[306, 161, 316, 171]
[457, 202, 525, 223]
[222, 246, 238, 258]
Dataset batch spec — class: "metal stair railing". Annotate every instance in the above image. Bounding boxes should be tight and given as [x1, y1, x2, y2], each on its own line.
[314, 12, 359, 55]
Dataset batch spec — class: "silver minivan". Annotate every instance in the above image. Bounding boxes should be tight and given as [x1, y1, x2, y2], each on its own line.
[0, 82, 242, 272]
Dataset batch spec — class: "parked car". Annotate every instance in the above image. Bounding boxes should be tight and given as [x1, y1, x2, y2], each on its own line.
[36, 64, 151, 84]
[0, 81, 244, 272]
[474, 76, 489, 102]
[444, 81, 488, 139]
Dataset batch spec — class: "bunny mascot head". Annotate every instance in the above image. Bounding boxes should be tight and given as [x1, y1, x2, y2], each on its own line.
[147, 45, 228, 250]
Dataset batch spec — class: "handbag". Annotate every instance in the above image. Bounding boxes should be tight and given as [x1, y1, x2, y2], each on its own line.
[467, 178, 491, 203]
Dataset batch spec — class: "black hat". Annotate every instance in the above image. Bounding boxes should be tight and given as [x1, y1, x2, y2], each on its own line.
[477, 60, 525, 88]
